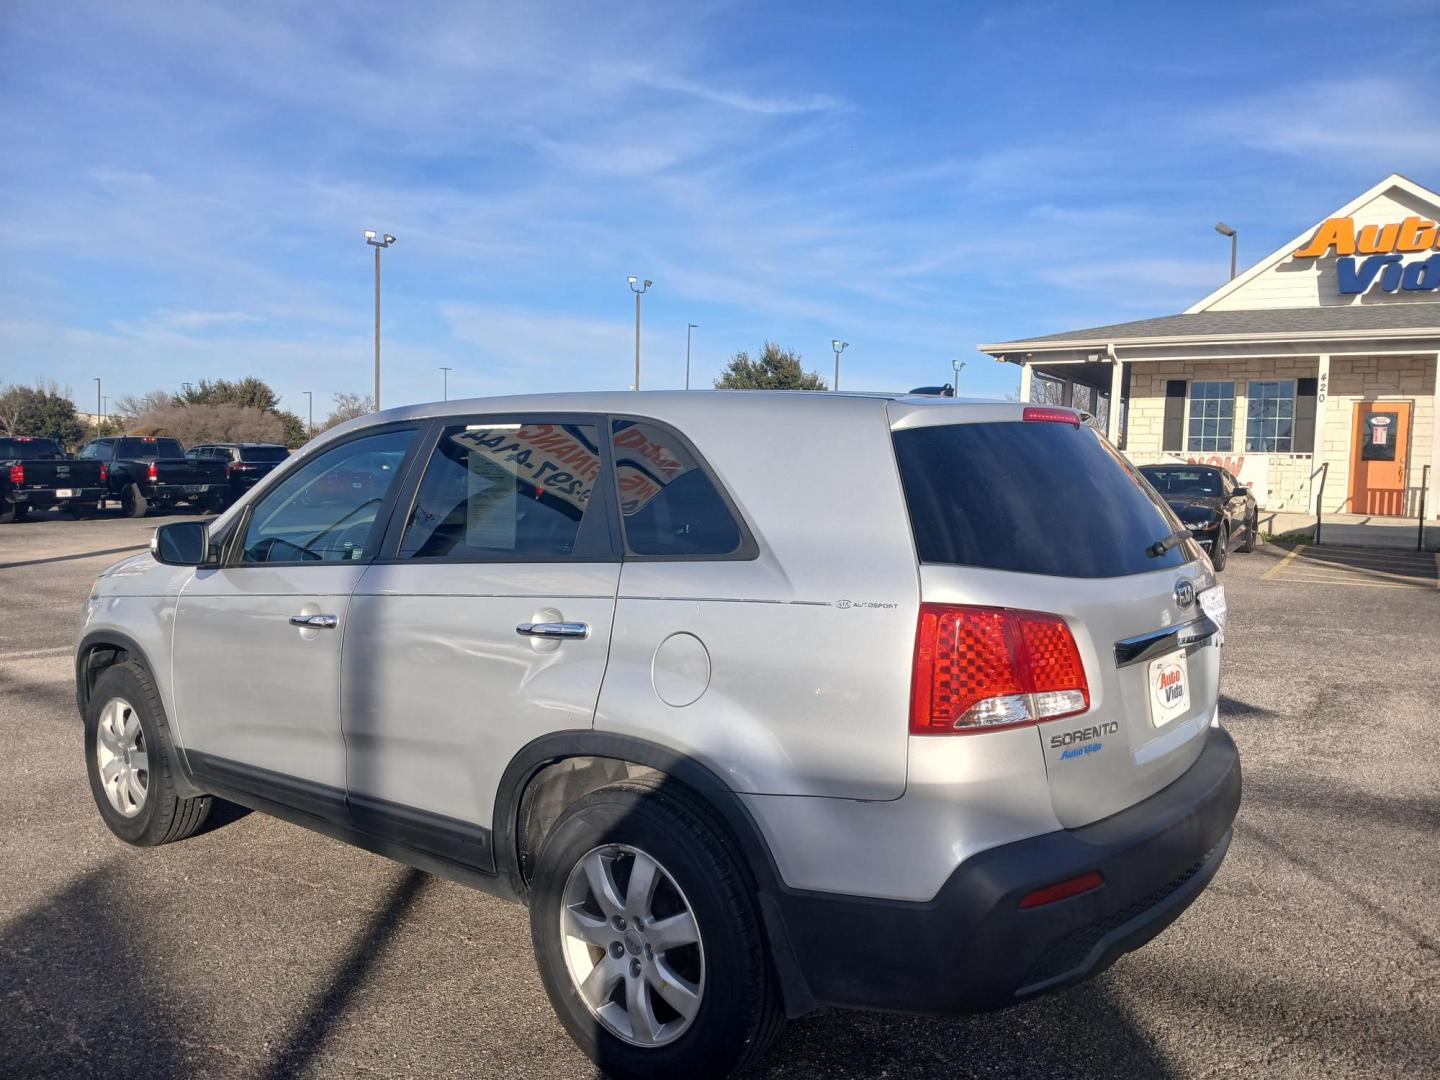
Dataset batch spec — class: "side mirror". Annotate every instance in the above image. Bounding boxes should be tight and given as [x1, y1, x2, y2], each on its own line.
[1232, 486, 1249, 497]
[151, 521, 211, 567]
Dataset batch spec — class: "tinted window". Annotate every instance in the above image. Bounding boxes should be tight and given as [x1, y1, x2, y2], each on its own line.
[116, 437, 185, 459]
[239, 428, 414, 564]
[894, 421, 1190, 578]
[239, 446, 289, 462]
[1139, 467, 1222, 497]
[78, 442, 107, 460]
[0, 437, 63, 459]
[611, 420, 742, 557]
[399, 422, 602, 559]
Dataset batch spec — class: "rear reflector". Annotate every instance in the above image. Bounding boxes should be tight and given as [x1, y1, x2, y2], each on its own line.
[1019, 871, 1105, 909]
[910, 604, 1089, 734]
[1022, 406, 1082, 426]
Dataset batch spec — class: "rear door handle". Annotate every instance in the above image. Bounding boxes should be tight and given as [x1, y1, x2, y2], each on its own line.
[516, 621, 589, 640]
[289, 614, 338, 629]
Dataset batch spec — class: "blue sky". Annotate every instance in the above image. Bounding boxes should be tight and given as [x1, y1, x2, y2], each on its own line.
[3, 1, 1439, 416]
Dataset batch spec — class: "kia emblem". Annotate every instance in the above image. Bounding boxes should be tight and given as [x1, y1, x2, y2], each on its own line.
[1174, 580, 1196, 608]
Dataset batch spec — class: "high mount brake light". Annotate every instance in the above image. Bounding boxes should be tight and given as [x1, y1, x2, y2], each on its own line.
[1022, 406, 1082, 426]
[910, 604, 1089, 735]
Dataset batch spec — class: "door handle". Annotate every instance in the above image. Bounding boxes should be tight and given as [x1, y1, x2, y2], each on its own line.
[516, 621, 589, 640]
[289, 614, 338, 629]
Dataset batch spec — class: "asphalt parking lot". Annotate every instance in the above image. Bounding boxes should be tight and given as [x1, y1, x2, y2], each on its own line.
[2, 512, 1437, 1079]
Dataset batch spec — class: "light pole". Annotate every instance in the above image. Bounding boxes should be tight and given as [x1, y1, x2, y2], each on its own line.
[440, 366, 452, 401]
[685, 323, 698, 390]
[952, 360, 966, 394]
[831, 340, 848, 391]
[103, 396, 109, 423]
[365, 230, 396, 410]
[628, 276, 652, 390]
[302, 391, 313, 438]
[1214, 222, 1237, 280]
[94, 378, 101, 425]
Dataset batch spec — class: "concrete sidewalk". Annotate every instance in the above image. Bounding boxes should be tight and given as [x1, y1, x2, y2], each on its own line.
[1261, 509, 1439, 551]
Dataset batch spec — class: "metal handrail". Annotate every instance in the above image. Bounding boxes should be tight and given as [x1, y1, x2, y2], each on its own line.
[1312, 461, 1328, 545]
[1420, 463, 1431, 553]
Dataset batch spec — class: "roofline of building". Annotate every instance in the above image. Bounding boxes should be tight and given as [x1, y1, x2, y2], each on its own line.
[978, 323, 1440, 359]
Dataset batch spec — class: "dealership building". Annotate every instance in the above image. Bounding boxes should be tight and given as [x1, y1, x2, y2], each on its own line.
[979, 173, 1440, 522]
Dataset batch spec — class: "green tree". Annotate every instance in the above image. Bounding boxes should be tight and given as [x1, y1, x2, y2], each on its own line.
[714, 343, 828, 390]
[276, 409, 309, 448]
[177, 377, 280, 413]
[0, 383, 87, 447]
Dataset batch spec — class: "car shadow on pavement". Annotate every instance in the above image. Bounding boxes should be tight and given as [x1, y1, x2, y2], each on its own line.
[0, 865, 190, 1080]
[748, 977, 1177, 1079]
[260, 867, 430, 1080]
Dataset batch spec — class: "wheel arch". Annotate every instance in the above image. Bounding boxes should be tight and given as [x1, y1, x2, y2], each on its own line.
[494, 730, 818, 1016]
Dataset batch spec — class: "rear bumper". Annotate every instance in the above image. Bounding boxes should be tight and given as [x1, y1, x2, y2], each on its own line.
[146, 483, 222, 501]
[771, 725, 1241, 1015]
[12, 486, 105, 504]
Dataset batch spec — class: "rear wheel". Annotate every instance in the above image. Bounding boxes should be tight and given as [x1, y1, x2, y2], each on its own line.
[530, 778, 785, 1080]
[1237, 511, 1257, 553]
[120, 483, 148, 518]
[9, 502, 28, 522]
[85, 661, 212, 846]
[1210, 524, 1228, 571]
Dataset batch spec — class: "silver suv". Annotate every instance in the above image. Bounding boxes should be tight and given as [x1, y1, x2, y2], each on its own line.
[76, 392, 1241, 1079]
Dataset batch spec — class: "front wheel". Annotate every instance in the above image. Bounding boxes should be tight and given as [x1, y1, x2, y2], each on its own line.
[530, 779, 785, 1080]
[1237, 511, 1257, 553]
[1210, 525, 1228, 571]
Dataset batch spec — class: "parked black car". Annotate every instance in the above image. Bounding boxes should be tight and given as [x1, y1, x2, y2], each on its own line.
[78, 436, 230, 517]
[186, 442, 289, 505]
[0, 436, 107, 522]
[1138, 463, 1257, 570]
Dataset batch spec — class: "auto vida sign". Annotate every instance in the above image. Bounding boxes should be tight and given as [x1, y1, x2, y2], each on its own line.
[1292, 216, 1440, 296]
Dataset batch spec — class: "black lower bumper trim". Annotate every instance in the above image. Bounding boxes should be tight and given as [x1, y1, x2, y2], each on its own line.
[770, 725, 1241, 1015]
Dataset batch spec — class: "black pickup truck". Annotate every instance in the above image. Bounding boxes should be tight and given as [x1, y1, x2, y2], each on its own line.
[78, 436, 230, 517]
[0, 436, 107, 522]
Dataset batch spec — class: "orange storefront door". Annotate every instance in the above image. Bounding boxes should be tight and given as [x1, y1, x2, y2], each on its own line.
[1348, 401, 1412, 516]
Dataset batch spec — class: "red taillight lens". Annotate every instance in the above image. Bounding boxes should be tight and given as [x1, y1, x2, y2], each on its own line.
[9, 463, 23, 485]
[100, 463, 108, 482]
[910, 604, 1089, 735]
[1022, 406, 1081, 426]
[147, 461, 158, 481]
[1019, 871, 1105, 909]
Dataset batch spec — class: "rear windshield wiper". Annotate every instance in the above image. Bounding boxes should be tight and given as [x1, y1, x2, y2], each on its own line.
[1146, 530, 1189, 558]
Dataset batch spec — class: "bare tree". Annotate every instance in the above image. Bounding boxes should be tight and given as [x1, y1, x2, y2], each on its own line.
[128, 403, 288, 445]
[321, 392, 374, 431]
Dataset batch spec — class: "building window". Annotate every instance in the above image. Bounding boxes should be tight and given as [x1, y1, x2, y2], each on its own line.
[1186, 381, 1235, 452]
[1245, 380, 1295, 452]
[1030, 372, 1065, 405]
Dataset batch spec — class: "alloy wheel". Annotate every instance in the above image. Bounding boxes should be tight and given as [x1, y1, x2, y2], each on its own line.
[559, 844, 705, 1047]
[95, 697, 148, 818]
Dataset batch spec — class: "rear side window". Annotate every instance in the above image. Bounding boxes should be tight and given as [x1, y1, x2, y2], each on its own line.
[893, 421, 1189, 578]
[240, 446, 288, 462]
[398, 422, 606, 560]
[610, 420, 743, 557]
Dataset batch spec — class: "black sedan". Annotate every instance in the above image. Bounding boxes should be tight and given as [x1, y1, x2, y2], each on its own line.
[1138, 463, 1258, 571]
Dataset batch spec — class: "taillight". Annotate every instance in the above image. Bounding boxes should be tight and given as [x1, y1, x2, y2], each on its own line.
[147, 461, 158, 481]
[910, 604, 1089, 735]
[8, 463, 23, 485]
[100, 463, 108, 482]
[1022, 406, 1081, 426]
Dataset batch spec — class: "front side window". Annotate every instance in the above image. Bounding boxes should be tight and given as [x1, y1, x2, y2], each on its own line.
[238, 428, 414, 564]
[1245, 380, 1295, 452]
[398, 422, 603, 559]
[610, 420, 743, 557]
[1186, 381, 1235, 452]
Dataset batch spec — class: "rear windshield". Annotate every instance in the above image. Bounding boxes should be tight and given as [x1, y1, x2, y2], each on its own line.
[0, 437, 63, 459]
[240, 446, 289, 462]
[116, 437, 185, 459]
[893, 421, 1190, 578]
[1139, 467, 1221, 497]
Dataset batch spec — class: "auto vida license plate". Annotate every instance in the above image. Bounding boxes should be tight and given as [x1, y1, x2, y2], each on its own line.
[1148, 648, 1190, 728]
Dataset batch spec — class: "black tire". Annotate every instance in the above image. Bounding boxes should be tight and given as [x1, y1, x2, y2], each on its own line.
[0, 496, 13, 524]
[1237, 511, 1257, 553]
[200, 495, 228, 515]
[1210, 524, 1228, 571]
[530, 778, 785, 1080]
[84, 660, 212, 846]
[120, 483, 148, 518]
[11, 502, 28, 522]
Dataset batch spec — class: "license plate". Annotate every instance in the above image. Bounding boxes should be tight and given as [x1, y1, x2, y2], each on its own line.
[55, 488, 74, 498]
[1147, 649, 1190, 728]
[184, 484, 209, 494]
